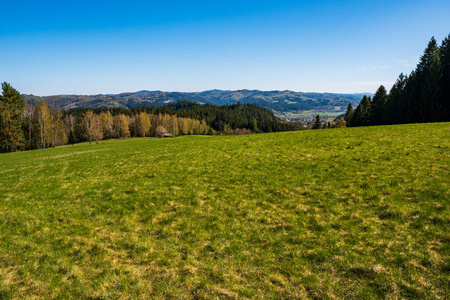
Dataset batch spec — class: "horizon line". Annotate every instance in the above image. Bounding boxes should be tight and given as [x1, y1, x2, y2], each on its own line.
[21, 89, 375, 97]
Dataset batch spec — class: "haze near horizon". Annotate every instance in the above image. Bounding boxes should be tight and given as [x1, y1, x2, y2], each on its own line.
[1, 0, 449, 96]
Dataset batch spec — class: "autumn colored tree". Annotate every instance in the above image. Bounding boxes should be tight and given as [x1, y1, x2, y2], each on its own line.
[333, 118, 346, 128]
[82, 110, 95, 145]
[135, 112, 151, 137]
[168, 115, 179, 136]
[32, 102, 52, 149]
[113, 114, 130, 138]
[178, 118, 189, 135]
[99, 111, 115, 139]
[50, 108, 67, 147]
[83, 110, 104, 144]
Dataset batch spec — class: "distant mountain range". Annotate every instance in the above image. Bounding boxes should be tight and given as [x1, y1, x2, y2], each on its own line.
[22, 90, 370, 120]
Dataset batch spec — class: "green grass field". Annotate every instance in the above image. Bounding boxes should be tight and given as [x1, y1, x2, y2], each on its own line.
[0, 123, 449, 299]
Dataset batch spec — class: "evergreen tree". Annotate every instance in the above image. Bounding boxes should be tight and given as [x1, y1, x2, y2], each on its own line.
[344, 103, 354, 126]
[385, 73, 408, 124]
[439, 34, 450, 121]
[416, 37, 442, 122]
[312, 115, 321, 129]
[351, 96, 371, 127]
[68, 130, 77, 145]
[251, 118, 258, 133]
[0, 82, 25, 152]
[370, 85, 388, 125]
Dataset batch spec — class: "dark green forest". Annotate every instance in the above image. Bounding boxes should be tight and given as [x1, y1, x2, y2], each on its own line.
[345, 35, 450, 127]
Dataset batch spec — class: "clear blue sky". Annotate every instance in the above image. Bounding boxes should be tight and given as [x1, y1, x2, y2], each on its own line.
[1, 0, 449, 95]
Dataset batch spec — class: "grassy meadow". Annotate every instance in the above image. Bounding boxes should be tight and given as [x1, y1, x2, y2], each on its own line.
[0, 123, 449, 299]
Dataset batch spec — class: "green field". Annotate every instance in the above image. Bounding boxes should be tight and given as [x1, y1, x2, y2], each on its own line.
[0, 123, 449, 299]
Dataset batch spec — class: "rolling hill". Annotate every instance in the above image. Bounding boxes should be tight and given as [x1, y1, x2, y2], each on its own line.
[22, 90, 369, 121]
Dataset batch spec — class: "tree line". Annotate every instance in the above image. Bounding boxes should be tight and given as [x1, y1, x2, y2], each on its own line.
[345, 35, 450, 127]
[64, 101, 300, 133]
[0, 84, 300, 153]
[0, 84, 217, 152]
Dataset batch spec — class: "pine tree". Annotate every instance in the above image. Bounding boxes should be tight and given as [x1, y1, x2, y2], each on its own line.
[439, 34, 450, 121]
[312, 115, 321, 129]
[370, 85, 388, 125]
[351, 96, 371, 127]
[385, 73, 408, 124]
[416, 37, 442, 122]
[251, 117, 258, 133]
[68, 130, 77, 145]
[0, 82, 25, 152]
[344, 103, 354, 126]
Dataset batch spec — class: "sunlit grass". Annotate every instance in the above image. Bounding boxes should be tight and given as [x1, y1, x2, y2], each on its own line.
[0, 123, 449, 298]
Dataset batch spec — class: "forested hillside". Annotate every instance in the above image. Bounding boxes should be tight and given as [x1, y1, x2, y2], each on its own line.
[67, 101, 298, 133]
[22, 90, 365, 120]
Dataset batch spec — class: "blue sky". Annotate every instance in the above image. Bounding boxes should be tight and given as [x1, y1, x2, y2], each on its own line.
[1, 0, 449, 95]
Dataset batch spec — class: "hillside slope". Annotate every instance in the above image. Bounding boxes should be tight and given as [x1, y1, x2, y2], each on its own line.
[0, 123, 448, 298]
[22, 90, 368, 120]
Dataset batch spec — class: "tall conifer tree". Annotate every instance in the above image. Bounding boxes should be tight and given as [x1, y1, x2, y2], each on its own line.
[351, 95, 371, 126]
[439, 34, 450, 121]
[416, 37, 442, 122]
[344, 103, 354, 126]
[385, 73, 407, 124]
[312, 115, 321, 129]
[370, 85, 388, 125]
[0, 82, 25, 152]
